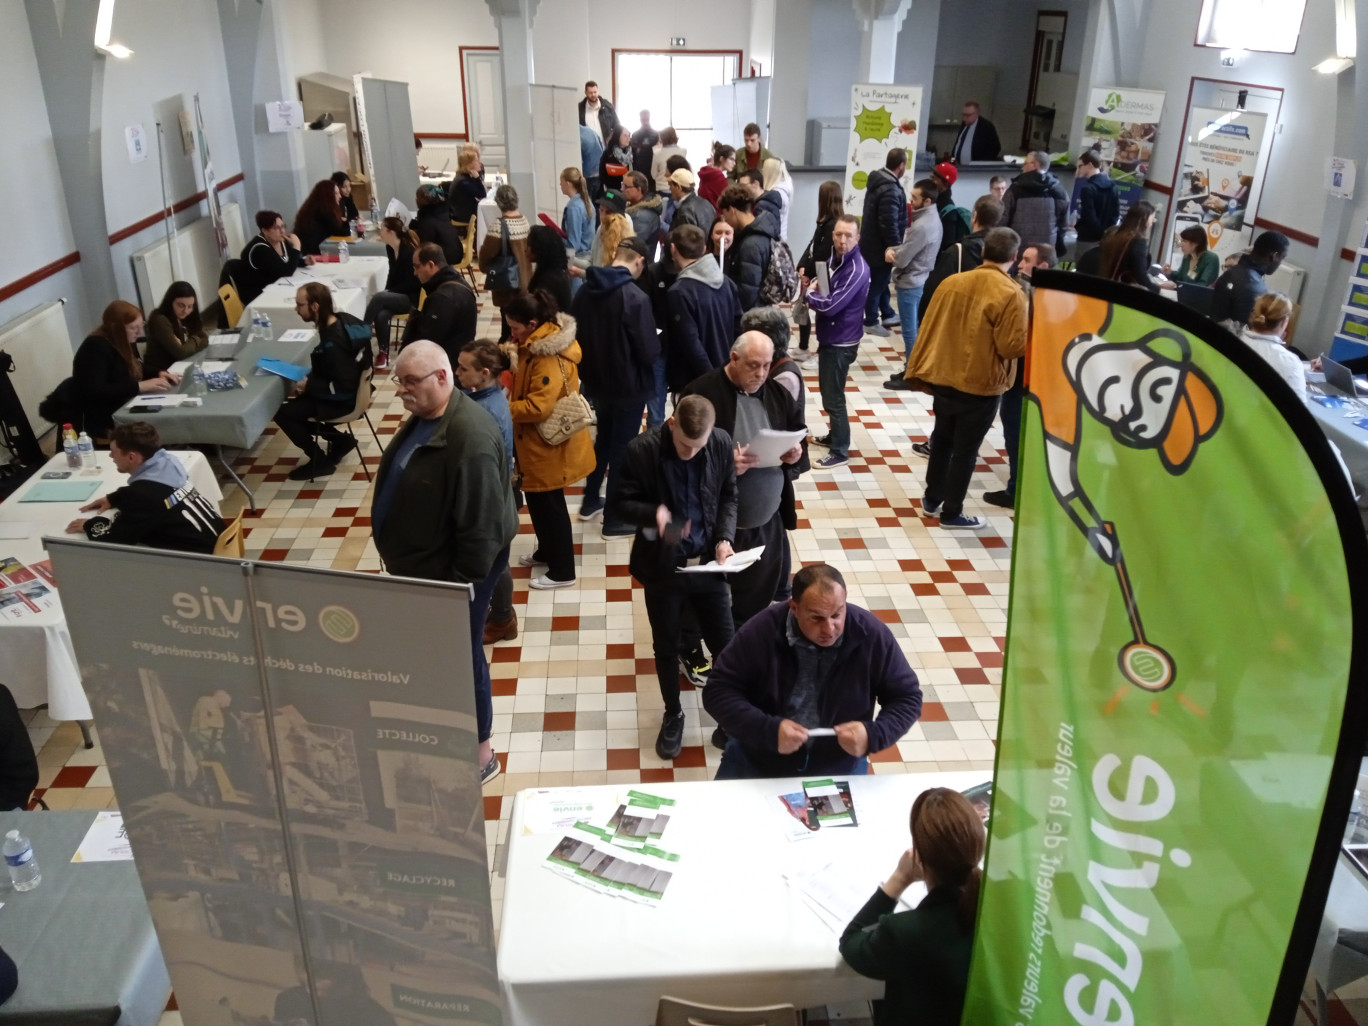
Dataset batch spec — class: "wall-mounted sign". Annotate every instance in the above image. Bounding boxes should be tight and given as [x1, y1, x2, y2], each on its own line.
[124, 124, 148, 164]
[266, 100, 306, 133]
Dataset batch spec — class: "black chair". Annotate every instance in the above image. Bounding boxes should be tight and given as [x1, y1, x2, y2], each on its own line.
[218, 257, 245, 291]
[0, 684, 40, 811]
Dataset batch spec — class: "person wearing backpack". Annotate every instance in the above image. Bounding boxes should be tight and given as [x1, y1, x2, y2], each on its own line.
[718, 183, 781, 310]
[858, 148, 908, 335]
[1072, 150, 1120, 262]
[275, 282, 373, 481]
[403, 243, 478, 369]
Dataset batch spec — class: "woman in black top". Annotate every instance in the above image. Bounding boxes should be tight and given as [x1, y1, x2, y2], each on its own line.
[143, 281, 208, 378]
[293, 179, 349, 256]
[448, 145, 487, 225]
[237, 209, 307, 304]
[331, 171, 359, 222]
[73, 301, 178, 439]
[1080, 200, 1158, 292]
[526, 224, 573, 314]
[365, 216, 423, 370]
[411, 183, 464, 265]
[796, 180, 844, 353]
[599, 125, 633, 193]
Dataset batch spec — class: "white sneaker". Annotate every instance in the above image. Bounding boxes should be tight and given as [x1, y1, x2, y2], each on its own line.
[530, 574, 576, 590]
[801, 353, 819, 370]
[517, 554, 548, 568]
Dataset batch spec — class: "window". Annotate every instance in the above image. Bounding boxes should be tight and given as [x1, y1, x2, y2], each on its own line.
[1195, 0, 1307, 54]
[614, 51, 740, 161]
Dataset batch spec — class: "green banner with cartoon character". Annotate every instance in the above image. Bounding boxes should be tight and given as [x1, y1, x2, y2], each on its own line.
[964, 274, 1368, 1025]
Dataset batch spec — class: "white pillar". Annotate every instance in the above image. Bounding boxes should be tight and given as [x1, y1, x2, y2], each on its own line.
[485, 0, 540, 207]
[853, 0, 911, 84]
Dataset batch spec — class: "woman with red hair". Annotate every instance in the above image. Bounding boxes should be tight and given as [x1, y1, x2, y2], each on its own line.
[72, 300, 178, 439]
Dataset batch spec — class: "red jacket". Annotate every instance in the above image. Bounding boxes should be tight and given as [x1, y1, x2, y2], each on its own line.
[697, 165, 728, 210]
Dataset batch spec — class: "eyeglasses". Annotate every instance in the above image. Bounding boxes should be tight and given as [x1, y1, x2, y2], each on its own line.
[395, 370, 440, 390]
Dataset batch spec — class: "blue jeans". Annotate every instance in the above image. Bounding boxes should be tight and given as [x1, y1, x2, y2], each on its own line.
[895, 285, 924, 359]
[715, 738, 869, 780]
[863, 262, 894, 324]
[469, 545, 509, 743]
[818, 345, 859, 458]
[585, 399, 645, 519]
[646, 356, 667, 428]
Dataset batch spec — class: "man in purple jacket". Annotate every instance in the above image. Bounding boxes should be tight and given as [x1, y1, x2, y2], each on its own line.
[804, 215, 870, 469]
[703, 563, 922, 778]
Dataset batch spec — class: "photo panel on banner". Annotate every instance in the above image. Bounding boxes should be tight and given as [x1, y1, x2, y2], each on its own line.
[844, 84, 922, 213]
[1075, 87, 1165, 218]
[1169, 106, 1270, 268]
[1334, 218, 1368, 357]
[47, 540, 503, 1026]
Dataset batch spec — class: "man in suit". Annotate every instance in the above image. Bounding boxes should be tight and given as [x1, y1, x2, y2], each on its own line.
[951, 101, 1002, 163]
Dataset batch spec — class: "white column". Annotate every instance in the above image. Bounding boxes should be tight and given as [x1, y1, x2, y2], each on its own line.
[853, 0, 911, 84]
[486, 0, 540, 206]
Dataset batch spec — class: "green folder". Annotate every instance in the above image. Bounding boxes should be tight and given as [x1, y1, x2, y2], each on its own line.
[20, 480, 101, 503]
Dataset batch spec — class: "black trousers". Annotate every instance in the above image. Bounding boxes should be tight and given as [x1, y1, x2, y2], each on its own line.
[642, 574, 734, 716]
[524, 488, 576, 582]
[924, 385, 1000, 519]
[730, 512, 787, 630]
[274, 395, 349, 460]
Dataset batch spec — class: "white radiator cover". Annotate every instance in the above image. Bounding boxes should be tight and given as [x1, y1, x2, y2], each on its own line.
[130, 202, 246, 312]
[0, 299, 72, 443]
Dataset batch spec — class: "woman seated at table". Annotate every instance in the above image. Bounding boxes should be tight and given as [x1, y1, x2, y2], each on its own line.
[72, 301, 177, 440]
[238, 209, 307, 305]
[448, 144, 487, 226]
[143, 281, 208, 379]
[1162, 225, 1220, 287]
[839, 787, 985, 1026]
[366, 217, 423, 371]
[478, 184, 532, 342]
[293, 179, 349, 256]
[1238, 292, 1306, 398]
[411, 183, 464, 265]
[332, 170, 359, 222]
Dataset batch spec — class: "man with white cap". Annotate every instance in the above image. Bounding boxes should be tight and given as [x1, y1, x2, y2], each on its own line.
[669, 167, 717, 236]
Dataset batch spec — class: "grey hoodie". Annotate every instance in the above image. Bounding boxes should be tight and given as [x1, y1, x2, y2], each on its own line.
[677, 253, 726, 289]
[129, 448, 190, 490]
[891, 203, 944, 291]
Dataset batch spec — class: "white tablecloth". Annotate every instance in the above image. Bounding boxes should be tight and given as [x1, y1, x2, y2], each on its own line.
[0, 451, 222, 720]
[237, 255, 388, 330]
[476, 198, 501, 253]
[498, 770, 986, 1026]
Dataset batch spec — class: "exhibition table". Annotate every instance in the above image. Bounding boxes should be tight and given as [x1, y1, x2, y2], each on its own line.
[0, 450, 220, 721]
[0, 811, 171, 1026]
[1306, 374, 1368, 503]
[498, 770, 986, 1026]
[237, 255, 387, 331]
[111, 334, 316, 507]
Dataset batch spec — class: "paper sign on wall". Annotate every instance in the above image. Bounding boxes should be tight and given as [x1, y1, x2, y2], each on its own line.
[1328, 156, 1357, 199]
[124, 124, 148, 164]
[266, 100, 306, 133]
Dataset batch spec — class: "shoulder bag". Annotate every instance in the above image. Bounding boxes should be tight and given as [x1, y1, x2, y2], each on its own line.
[536, 355, 596, 446]
[485, 219, 521, 292]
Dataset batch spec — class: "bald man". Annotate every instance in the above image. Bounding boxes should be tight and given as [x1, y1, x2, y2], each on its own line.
[372, 340, 519, 784]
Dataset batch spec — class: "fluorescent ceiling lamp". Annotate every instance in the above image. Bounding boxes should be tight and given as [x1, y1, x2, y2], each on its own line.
[94, 0, 133, 59]
[1314, 56, 1355, 74]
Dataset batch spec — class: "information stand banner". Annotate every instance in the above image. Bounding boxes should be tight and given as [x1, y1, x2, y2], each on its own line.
[1076, 87, 1165, 217]
[1168, 107, 1268, 267]
[844, 83, 922, 215]
[963, 274, 1368, 1026]
[47, 540, 502, 1026]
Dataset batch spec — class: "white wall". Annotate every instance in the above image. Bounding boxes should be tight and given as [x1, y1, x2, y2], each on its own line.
[806, 0, 864, 122]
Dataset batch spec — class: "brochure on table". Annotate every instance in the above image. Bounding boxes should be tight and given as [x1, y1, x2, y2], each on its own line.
[1168, 106, 1269, 268]
[1075, 87, 1165, 220]
[541, 789, 681, 904]
[844, 83, 922, 218]
[0, 555, 57, 620]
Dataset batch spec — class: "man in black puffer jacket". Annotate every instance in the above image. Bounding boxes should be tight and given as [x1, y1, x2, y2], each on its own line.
[858, 148, 908, 335]
[402, 243, 477, 367]
[1002, 151, 1069, 256]
[719, 184, 780, 310]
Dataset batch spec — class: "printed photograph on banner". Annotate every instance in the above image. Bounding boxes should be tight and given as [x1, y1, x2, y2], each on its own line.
[1169, 107, 1268, 266]
[844, 83, 922, 213]
[1075, 87, 1165, 217]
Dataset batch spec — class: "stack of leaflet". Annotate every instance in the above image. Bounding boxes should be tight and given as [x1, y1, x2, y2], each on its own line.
[784, 862, 915, 933]
[769, 778, 859, 840]
[542, 790, 680, 904]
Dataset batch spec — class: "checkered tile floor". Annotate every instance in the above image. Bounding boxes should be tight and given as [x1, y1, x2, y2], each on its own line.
[19, 299, 1345, 1025]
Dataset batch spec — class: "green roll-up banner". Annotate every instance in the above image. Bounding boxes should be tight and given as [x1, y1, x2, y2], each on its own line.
[964, 273, 1368, 1025]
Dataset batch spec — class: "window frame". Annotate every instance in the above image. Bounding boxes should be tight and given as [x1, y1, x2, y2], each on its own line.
[610, 49, 744, 149]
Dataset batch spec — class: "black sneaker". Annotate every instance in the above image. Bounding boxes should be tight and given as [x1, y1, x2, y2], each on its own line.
[601, 521, 635, 538]
[655, 711, 685, 760]
[910, 441, 932, 458]
[480, 752, 501, 784]
[711, 726, 728, 750]
[884, 376, 912, 391]
[982, 489, 1015, 509]
[680, 649, 710, 687]
[810, 434, 831, 448]
[288, 458, 336, 481]
[328, 435, 358, 463]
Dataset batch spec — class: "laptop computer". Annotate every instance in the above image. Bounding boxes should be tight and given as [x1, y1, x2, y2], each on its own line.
[205, 330, 246, 361]
[1175, 283, 1213, 316]
[1323, 356, 1368, 397]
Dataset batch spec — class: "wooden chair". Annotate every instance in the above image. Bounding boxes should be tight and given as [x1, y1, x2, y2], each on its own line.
[452, 218, 479, 291]
[312, 364, 383, 481]
[218, 283, 244, 328]
[213, 511, 246, 557]
[654, 997, 800, 1026]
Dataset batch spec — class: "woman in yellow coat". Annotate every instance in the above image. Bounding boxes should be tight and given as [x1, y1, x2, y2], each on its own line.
[506, 290, 595, 590]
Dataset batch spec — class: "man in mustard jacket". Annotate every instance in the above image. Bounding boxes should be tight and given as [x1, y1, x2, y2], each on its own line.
[905, 227, 1027, 531]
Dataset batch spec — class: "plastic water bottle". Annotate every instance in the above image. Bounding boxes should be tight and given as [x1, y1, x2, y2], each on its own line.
[3, 829, 40, 891]
[261, 313, 273, 342]
[186, 366, 207, 397]
[77, 431, 96, 468]
[370, 197, 380, 227]
[62, 423, 81, 468]
[338, 239, 350, 263]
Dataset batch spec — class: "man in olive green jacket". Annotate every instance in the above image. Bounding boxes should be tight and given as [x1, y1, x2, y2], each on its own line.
[905, 226, 1027, 531]
[372, 340, 518, 783]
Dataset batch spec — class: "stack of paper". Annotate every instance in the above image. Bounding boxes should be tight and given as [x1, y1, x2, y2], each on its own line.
[784, 862, 916, 933]
[545, 835, 675, 903]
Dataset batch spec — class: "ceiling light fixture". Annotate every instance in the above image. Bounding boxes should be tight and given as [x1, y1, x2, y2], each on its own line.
[94, 0, 134, 59]
[1314, 56, 1355, 74]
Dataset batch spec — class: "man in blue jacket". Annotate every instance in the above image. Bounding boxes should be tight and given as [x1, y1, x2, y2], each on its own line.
[703, 563, 922, 778]
[858, 148, 908, 335]
[572, 235, 660, 536]
[804, 215, 870, 469]
[665, 224, 743, 389]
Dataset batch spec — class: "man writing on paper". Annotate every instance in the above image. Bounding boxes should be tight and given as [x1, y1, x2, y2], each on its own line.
[65, 421, 224, 553]
[608, 395, 737, 762]
[703, 563, 922, 779]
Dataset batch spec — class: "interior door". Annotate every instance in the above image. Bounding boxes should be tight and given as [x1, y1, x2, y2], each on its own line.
[463, 50, 506, 170]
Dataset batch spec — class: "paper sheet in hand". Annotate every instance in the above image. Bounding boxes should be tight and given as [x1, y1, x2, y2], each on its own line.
[743, 429, 807, 468]
[805, 727, 836, 737]
[816, 261, 830, 296]
[277, 328, 315, 342]
[676, 545, 764, 574]
[71, 811, 133, 862]
[19, 480, 100, 503]
[256, 358, 309, 382]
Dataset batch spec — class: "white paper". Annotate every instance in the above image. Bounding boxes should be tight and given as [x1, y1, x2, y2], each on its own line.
[265, 100, 305, 133]
[168, 360, 193, 376]
[741, 428, 807, 468]
[71, 811, 133, 862]
[675, 545, 765, 574]
[277, 329, 315, 342]
[385, 198, 413, 223]
[206, 333, 239, 345]
[200, 361, 236, 373]
[805, 727, 837, 738]
[816, 261, 830, 296]
[0, 524, 35, 540]
[129, 393, 194, 407]
[124, 124, 148, 163]
[521, 789, 607, 835]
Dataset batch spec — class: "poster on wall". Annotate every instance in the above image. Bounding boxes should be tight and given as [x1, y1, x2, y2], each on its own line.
[844, 83, 922, 215]
[1075, 87, 1165, 216]
[1167, 106, 1268, 268]
[48, 540, 505, 1026]
[960, 273, 1368, 1026]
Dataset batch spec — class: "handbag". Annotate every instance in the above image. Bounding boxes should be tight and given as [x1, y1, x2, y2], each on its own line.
[536, 355, 596, 446]
[485, 219, 521, 292]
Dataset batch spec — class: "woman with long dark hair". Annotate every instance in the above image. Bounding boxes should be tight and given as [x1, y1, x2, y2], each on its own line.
[527, 224, 573, 313]
[72, 301, 177, 438]
[365, 217, 423, 371]
[292, 179, 349, 256]
[1082, 200, 1158, 291]
[840, 787, 986, 1026]
[796, 180, 845, 359]
[506, 290, 594, 590]
[143, 282, 207, 379]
